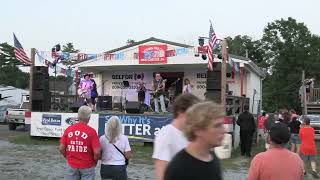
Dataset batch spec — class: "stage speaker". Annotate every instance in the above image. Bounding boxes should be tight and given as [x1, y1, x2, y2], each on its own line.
[98, 96, 112, 111]
[126, 101, 141, 114]
[70, 99, 85, 112]
[205, 90, 221, 103]
[206, 70, 221, 90]
[33, 66, 49, 75]
[31, 66, 50, 112]
[33, 76, 49, 90]
[31, 100, 49, 112]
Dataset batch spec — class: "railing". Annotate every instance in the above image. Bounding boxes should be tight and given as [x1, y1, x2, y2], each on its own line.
[309, 88, 320, 103]
[51, 95, 79, 112]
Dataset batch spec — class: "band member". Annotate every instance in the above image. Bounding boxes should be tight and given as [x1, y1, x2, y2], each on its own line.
[152, 73, 167, 113]
[89, 73, 98, 111]
[78, 73, 93, 108]
[183, 78, 193, 93]
[306, 78, 315, 102]
[137, 82, 146, 105]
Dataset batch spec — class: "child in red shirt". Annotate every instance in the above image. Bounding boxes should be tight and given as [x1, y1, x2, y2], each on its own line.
[299, 117, 319, 178]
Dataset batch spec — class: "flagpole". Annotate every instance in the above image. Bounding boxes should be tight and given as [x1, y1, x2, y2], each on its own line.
[221, 39, 228, 110]
[29, 48, 36, 112]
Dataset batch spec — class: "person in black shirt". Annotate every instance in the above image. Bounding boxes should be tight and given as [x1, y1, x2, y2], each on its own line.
[89, 73, 98, 111]
[237, 105, 256, 157]
[164, 101, 225, 180]
[288, 116, 301, 153]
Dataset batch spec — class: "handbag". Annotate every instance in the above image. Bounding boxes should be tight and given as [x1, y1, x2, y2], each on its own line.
[112, 144, 129, 166]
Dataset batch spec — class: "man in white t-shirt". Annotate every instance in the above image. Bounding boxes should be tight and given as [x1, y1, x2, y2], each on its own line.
[152, 93, 200, 180]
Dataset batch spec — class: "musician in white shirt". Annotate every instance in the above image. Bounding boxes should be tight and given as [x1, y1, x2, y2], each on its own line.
[182, 78, 193, 94]
[152, 73, 167, 113]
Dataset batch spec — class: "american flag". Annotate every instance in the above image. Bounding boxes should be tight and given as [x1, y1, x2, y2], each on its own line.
[208, 21, 218, 71]
[13, 33, 31, 65]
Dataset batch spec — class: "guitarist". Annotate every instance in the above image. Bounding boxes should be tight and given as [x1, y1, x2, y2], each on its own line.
[152, 73, 167, 113]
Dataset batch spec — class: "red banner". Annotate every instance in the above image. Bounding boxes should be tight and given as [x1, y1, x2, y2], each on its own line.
[198, 46, 208, 54]
[138, 45, 167, 64]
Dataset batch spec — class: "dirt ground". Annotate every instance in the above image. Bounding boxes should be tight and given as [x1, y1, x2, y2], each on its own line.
[0, 124, 247, 180]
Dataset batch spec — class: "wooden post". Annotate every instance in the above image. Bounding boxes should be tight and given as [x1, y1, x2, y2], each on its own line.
[29, 48, 36, 111]
[221, 39, 228, 109]
[302, 70, 307, 115]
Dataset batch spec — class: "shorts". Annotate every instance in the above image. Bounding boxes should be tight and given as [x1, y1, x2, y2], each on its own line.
[100, 164, 127, 180]
[64, 164, 95, 180]
[300, 154, 316, 162]
[290, 134, 301, 144]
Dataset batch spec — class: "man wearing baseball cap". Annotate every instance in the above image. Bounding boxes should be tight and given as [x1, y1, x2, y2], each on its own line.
[248, 122, 304, 180]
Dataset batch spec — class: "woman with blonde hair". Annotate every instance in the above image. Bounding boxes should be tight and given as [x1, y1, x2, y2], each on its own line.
[99, 116, 132, 180]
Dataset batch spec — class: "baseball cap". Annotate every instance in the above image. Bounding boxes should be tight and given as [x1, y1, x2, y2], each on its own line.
[269, 122, 290, 144]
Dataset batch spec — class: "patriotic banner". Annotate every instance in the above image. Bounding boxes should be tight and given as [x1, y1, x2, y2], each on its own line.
[138, 45, 167, 64]
[36, 51, 75, 76]
[36, 46, 193, 67]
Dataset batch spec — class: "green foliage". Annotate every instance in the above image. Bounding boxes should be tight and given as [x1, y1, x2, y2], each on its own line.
[62, 42, 79, 53]
[62, 42, 80, 66]
[0, 42, 29, 88]
[126, 39, 135, 45]
[0, 65, 29, 89]
[0, 42, 24, 67]
[226, 35, 265, 66]
[226, 17, 320, 113]
[261, 17, 320, 112]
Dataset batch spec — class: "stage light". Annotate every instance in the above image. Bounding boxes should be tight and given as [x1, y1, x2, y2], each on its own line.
[201, 54, 207, 60]
[55, 44, 61, 51]
[198, 38, 204, 46]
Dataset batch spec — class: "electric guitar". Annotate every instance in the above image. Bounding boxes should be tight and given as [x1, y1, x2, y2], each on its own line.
[77, 88, 90, 99]
[153, 79, 167, 97]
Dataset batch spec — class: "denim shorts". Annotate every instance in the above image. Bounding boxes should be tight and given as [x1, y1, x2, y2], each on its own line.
[290, 134, 301, 144]
[64, 164, 95, 180]
[300, 154, 316, 162]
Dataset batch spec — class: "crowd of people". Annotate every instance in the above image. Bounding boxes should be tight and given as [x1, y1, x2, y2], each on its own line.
[58, 92, 319, 180]
[247, 109, 319, 179]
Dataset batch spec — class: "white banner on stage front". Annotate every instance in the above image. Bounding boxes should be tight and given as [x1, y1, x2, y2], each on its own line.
[30, 112, 99, 138]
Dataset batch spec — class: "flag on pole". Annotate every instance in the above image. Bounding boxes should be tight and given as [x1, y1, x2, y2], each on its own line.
[13, 33, 31, 65]
[208, 21, 218, 71]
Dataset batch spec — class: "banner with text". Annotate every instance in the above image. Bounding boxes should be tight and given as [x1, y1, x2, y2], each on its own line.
[98, 114, 172, 142]
[30, 112, 99, 137]
[138, 45, 167, 64]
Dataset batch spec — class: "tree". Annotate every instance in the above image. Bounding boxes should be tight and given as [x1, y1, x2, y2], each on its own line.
[261, 17, 320, 112]
[0, 65, 29, 89]
[0, 42, 24, 67]
[0, 42, 30, 88]
[126, 39, 135, 45]
[226, 35, 265, 67]
[62, 43, 79, 53]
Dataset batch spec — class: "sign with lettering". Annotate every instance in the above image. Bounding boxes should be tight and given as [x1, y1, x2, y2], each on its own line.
[98, 114, 172, 142]
[42, 114, 61, 126]
[31, 112, 99, 138]
[138, 45, 167, 64]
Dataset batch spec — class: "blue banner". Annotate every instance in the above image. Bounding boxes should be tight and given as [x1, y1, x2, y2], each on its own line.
[98, 114, 172, 142]
[42, 114, 62, 126]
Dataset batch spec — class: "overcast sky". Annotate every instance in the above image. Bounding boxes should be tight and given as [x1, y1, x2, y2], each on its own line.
[1, 0, 319, 53]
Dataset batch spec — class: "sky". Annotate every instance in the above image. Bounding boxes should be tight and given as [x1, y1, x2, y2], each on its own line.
[1, 0, 319, 53]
